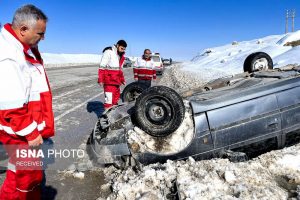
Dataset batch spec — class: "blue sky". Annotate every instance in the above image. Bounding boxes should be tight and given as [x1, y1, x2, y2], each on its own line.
[0, 0, 299, 60]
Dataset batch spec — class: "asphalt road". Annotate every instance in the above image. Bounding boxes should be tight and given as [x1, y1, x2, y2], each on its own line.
[47, 65, 140, 149]
[0, 65, 140, 200]
[45, 65, 138, 200]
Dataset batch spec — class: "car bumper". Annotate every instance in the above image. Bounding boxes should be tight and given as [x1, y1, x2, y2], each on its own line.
[90, 103, 134, 164]
[90, 122, 131, 164]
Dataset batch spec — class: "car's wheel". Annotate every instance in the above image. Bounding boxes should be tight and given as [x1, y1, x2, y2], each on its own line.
[121, 82, 149, 102]
[134, 86, 185, 137]
[243, 52, 273, 73]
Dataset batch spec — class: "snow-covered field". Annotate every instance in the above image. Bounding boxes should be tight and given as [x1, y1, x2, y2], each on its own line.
[161, 30, 300, 91]
[42, 53, 137, 69]
[42, 53, 101, 68]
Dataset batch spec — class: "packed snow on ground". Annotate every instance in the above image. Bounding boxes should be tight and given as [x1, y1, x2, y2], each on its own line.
[160, 30, 300, 91]
[98, 31, 300, 200]
[102, 143, 300, 200]
[42, 53, 101, 68]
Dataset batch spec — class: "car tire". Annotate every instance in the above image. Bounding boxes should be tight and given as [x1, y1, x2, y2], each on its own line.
[134, 86, 185, 137]
[243, 52, 273, 73]
[121, 82, 149, 102]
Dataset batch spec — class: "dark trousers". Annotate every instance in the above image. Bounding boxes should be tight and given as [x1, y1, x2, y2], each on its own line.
[138, 79, 151, 88]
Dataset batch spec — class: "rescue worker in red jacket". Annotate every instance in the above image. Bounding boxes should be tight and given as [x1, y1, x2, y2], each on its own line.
[98, 40, 127, 109]
[134, 49, 156, 88]
[0, 5, 54, 200]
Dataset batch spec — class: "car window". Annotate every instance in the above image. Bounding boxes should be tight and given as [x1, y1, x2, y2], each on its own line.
[152, 56, 161, 62]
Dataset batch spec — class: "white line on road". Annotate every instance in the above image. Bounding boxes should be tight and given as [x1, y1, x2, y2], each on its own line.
[53, 88, 82, 100]
[54, 92, 104, 122]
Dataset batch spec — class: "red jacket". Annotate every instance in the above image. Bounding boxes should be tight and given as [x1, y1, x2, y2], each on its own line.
[0, 24, 54, 142]
[98, 46, 125, 85]
[133, 57, 156, 80]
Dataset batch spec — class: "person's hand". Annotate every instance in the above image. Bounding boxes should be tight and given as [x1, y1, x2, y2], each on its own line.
[99, 82, 104, 87]
[28, 134, 43, 147]
[134, 78, 138, 81]
[122, 81, 126, 85]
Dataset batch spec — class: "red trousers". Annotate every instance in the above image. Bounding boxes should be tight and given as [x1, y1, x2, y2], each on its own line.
[0, 133, 43, 200]
[103, 84, 120, 109]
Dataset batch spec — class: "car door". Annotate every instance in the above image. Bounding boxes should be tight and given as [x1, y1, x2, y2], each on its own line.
[207, 94, 281, 150]
[276, 85, 300, 134]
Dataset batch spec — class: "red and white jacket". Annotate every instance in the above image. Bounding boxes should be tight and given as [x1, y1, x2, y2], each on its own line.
[98, 46, 125, 86]
[0, 24, 54, 142]
[133, 57, 156, 80]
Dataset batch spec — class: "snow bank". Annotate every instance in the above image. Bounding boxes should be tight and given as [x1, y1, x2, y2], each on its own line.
[104, 143, 300, 200]
[41, 53, 139, 69]
[42, 53, 101, 68]
[276, 30, 300, 45]
[273, 46, 300, 68]
[159, 64, 218, 92]
[159, 31, 300, 91]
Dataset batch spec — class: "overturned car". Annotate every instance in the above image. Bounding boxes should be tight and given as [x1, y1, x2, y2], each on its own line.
[90, 66, 300, 166]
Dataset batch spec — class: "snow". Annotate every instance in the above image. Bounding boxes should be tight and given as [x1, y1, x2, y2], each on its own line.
[159, 31, 300, 92]
[276, 30, 300, 45]
[42, 53, 101, 68]
[277, 154, 300, 172]
[159, 64, 212, 92]
[273, 46, 300, 68]
[73, 171, 85, 179]
[41, 53, 138, 69]
[104, 143, 300, 200]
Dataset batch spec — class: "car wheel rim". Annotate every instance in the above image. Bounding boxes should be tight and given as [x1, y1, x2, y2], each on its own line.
[145, 97, 172, 125]
[253, 58, 268, 70]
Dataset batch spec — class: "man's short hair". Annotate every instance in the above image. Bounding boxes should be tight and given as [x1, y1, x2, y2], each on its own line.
[12, 4, 48, 28]
[116, 40, 127, 48]
[144, 49, 151, 54]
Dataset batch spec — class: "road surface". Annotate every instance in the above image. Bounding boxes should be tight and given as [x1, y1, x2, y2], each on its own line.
[0, 65, 152, 200]
[45, 65, 139, 199]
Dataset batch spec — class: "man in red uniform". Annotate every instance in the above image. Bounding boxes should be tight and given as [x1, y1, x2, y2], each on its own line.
[134, 49, 156, 88]
[98, 40, 127, 109]
[0, 5, 54, 200]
